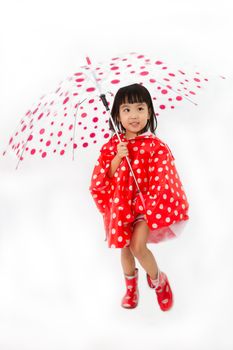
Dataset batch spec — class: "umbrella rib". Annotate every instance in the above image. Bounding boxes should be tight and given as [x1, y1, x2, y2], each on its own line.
[4, 101, 38, 156]
[72, 97, 88, 161]
[15, 132, 31, 170]
[15, 102, 50, 170]
[156, 79, 198, 106]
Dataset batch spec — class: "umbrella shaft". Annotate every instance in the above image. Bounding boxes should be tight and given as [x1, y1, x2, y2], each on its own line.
[100, 94, 109, 111]
[85, 57, 145, 209]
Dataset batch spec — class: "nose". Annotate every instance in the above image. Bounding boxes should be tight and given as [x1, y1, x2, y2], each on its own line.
[129, 109, 140, 121]
[130, 115, 138, 120]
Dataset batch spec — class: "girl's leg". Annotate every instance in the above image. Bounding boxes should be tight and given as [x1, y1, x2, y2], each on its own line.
[129, 221, 174, 311]
[121, 247, 136, 276]
[129, 221, 159, 280]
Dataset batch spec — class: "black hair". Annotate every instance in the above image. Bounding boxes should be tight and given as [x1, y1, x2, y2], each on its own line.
[109, 83, 157, 136]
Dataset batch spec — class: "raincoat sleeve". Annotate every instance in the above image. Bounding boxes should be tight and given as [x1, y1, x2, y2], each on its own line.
[89, 140, 116, 214]
[133, 141, 176, 214]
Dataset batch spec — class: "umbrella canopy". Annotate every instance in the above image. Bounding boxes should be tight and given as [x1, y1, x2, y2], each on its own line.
[3, 51, 226, 170]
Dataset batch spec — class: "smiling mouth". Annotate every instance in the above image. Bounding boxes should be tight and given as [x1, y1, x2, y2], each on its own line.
[130, 122, 140, 127]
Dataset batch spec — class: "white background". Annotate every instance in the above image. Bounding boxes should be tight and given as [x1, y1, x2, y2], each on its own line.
[1, 0, 233, 349]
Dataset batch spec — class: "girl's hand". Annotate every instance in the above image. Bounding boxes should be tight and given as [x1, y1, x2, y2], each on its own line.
[116, 142, 129, 159]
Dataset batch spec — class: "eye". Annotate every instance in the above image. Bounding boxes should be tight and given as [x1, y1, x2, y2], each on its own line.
[139, 107, 144, 111]
[123, 108, 130, 112]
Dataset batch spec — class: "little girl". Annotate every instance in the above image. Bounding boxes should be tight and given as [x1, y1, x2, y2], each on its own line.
[89, 83, 189, 311]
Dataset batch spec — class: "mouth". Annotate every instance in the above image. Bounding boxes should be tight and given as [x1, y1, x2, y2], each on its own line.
[129, 122, 140, 127]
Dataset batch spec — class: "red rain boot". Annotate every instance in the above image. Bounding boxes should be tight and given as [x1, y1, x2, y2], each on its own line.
[121, 268, 139, 309]
[147, 269, 173, 311]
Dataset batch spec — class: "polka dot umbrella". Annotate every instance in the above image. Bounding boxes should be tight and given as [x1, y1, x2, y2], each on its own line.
[3, 51, 226, 175]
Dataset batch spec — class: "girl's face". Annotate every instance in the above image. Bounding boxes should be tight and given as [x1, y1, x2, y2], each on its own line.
[118, 102, 150, 138]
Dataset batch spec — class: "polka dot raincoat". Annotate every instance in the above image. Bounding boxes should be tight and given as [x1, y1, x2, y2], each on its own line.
[89, 131, 189, 248]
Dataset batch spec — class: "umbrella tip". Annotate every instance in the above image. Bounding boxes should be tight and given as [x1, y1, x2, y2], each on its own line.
[86, 56, 91, 65]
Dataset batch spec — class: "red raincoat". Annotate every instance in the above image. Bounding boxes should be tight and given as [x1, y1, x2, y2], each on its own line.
[89, 131, 189, 248]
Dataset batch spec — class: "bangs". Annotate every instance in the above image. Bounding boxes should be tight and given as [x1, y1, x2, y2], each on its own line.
[117, 84, 149, 106]
[119, 91, 146, 106]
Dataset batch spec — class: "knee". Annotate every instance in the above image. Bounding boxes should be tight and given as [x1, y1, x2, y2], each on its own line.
[129, 243, 147, 259]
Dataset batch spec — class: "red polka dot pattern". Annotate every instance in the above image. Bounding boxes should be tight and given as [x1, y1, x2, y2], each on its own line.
[3, 52, 224, 164]
[89, 132, 189, 248]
